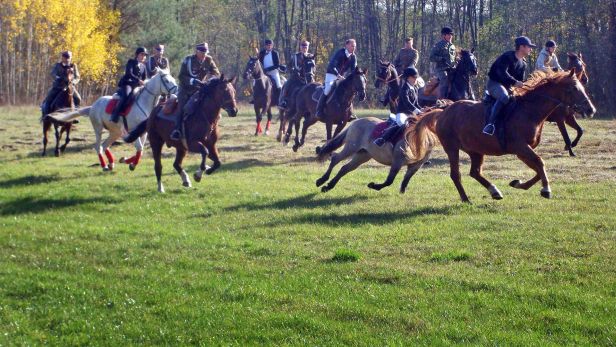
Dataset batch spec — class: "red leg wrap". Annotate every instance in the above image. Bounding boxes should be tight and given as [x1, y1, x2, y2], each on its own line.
[98, 153, 107, 168]
[104, 148, 114, 164]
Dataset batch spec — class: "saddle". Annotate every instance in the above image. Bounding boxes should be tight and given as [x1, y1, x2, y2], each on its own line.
[105, 95, 134, 116]
[370, 118, 408, 145]
[311, 80, 340, 103]
[483, 92, 517, 150]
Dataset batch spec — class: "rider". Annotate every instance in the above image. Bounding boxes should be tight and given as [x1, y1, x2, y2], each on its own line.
[315, 39, 357, 119]
[381, 37, 419, 106]
[482, 36, 536, 136]
[429, 27, 456, 99]
[110, 47, 148, 123]
[279, 40, 313, 109]
[535, 40, 563, 72]
[258, 39, 283, 94]
[374, 67, 423, 146]
[146, 43, 169, 78]
[41, 51, 81, 116]
[170, 42, 220, 141]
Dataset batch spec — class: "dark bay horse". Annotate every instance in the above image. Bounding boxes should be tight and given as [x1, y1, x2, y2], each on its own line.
[125, 75, 238, 192]
[243, 56, 279, 136]
[41, 69, 76, 156]
[284, 66, 367, 152]
[407, 70, 595, 202]
[277, 54, 316, 141]
[546, 52, 590, 156]
[422, 49, 478, 103]
[374, 60, 400, 113]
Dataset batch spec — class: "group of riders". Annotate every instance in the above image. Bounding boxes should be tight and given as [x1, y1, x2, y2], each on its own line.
[41, 26, 565, 143]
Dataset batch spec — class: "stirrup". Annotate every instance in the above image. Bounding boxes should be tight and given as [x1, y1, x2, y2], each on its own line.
[482, 124, 495, 136]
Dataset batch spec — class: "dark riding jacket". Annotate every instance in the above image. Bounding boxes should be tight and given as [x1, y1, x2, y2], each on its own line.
[51, 63, 80, 89]
[488, 51, 526, 89]
[178, 54, 220, 97]
[258, 49, 280, 72]
[146, 55, 169, 78]
[393, 48, 419, 73]
[119, 59, 146, 88]
[397, 81, 422, 114]
[326, 48, 357, 76]
[429, 40, 456, 72]
[291, 52, 313, 76]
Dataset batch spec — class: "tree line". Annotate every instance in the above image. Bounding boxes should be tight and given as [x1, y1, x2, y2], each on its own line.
[1, 0, 615, 116]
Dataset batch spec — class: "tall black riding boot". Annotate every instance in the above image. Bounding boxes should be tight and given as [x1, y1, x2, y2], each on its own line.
[170, 113, 184, 141]
[374, 125, 401, 146]
[482, 100, 506, 136]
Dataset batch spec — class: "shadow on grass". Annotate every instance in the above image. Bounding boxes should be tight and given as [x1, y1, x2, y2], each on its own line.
[0, 196, 118, 216]
[0, 174, 62, 189]
[222, 158, 274, 172]
[224, 192, 363, 212]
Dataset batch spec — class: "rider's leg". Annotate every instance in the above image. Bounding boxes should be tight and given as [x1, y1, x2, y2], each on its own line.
[482, 80, 510, 136]
[110, 85, 132, 123]
[316, 73, 337, 118]
[436, 70, 449, 99]
[170, 91, 189, 141]
[41, 87, 62, 115]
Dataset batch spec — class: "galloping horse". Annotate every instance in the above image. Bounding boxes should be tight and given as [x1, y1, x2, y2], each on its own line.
[243, 56, 285, 135]
[546, 52, 590, 156]
[407, 70, 595, 203]
[315, 114, 437, 193]
[284, 66, 367, 152]
[41, 67, 76, 157]
[124, 76, 238, 192]
[374, 60, 400, 113]
[50, 69, 177, 171]
[277, 54, 316, 141]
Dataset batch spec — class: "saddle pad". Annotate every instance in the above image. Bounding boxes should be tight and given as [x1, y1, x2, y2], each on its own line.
[311, 86, 324, 102]
[371, 120, 405, 144]
[105, 99, 133, 116]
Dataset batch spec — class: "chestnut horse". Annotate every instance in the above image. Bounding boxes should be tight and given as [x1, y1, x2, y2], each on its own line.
[124, 76, 238, 192]
[41, 68, 76, 157]
[407, 70, 595, 203]
[284, 66, 367, 152]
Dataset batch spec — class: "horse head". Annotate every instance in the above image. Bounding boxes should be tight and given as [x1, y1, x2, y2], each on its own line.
[302, 54, 316, 84]
[538, 70, 596, 118]
[243, 56, 261, 80]
[211, 73, 239, 117]
[567, 52, 588, 85]
[151, 67, 178, 95]
[374, 60, 393, 89]
[351, 66, 368, 101]
[458, 49, 478, 76]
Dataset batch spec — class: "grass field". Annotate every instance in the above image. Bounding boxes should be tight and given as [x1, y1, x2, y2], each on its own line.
[1, 105, 615, 345]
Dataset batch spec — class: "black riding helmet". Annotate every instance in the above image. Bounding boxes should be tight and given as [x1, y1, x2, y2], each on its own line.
[441, 27, 454, 35]
[135, 47, 149, 57]
[402, 66, 419, 78]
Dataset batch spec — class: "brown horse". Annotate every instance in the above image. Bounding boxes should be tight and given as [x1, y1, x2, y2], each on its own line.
[315, 114, 437, 193]
[124, 75, 238, 192]
[243, 56, 280, 136]
[41, 69, 75, 157]
[546, 52, 589, 156]
[374, 60, 400, 113]
[277, 54, 316, 141]
[407, 70, 595, 203]
[284, 67, 367, 152]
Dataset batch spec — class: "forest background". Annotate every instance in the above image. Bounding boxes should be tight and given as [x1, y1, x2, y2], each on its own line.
[1, 0, 615, 116]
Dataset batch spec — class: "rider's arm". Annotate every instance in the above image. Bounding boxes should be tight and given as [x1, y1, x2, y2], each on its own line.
[207, 57, 221, 77]
[72, 64, 80, 85]
[493, 55, 519, 86]
[179, 58, 193, 86]
[535, 50, 548, 72]
[411, 50, 419, 68]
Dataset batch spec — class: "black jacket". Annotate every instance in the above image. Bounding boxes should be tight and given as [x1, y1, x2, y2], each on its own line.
[488, 51, 526, 88]
[396, 81, 422, 114]
[258, 49, 280, 72]
[326, 48, 357, 75]
[119, 58, 146, 87]
[50, 63, 80, 89]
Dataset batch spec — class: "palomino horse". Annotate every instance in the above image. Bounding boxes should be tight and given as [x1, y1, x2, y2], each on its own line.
[41, 68, 76, 157]
[277, 54, 316, 141]
[407, 70, 596, 203]
[50, 68, 177, 171]
[546, 52, 590, 156]
[315, 114, 437, 193]
[284, 66, 367, 152]
[124, 76, 238, 192]
[374, 60, 400, 114]
[243, 56, 285, 136]
[422, 49, 478, 103]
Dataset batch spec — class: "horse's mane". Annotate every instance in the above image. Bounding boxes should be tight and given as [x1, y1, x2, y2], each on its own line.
[512, 70, 572, 98]
[199, 77, 224, 99]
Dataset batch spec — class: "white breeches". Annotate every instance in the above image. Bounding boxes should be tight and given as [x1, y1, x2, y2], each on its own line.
[266, 70, 282, 89]
[323, 73, 338, 95]
[389, 113, 408, 126]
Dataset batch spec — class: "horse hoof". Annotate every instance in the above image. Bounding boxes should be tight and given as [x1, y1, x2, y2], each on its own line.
[491, 192, 504, 200]
[119, 157, 126, 163]
[54, 151, 60, 157]
[367, 182, 379, 191]
[569, 151, 576, 157]
[194, 172, 202, 182]
[321, 186, 330, 193]
[41, 152, 46, 157]
[102, 166, 111, 172]
[316, 178, 326, 187]
[129, 164, 136, 171]
[183, 181, 191, 188]
[292, 145, 299, 153]
[541, 190, 552, 199]
[509, 180, 521, 188]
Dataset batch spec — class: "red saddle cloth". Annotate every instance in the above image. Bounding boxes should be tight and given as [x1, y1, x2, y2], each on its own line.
[105, 99, 133, 116]
[371, 120, 405, 144]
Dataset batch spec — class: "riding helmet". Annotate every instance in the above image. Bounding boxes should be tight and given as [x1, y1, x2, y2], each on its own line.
[402, 67, 419, 78]
[441, 27, 454, 35]
[545, 40, 557, 48]
[514, 36, 537, 48]
[135, 47, 148, 56]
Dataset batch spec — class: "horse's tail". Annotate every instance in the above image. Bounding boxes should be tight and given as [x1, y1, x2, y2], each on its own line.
[124, 119, 148, 143]
[316, 128, 348, 162]
[47, 106, 91, 123]
[404, 109, 441, 162]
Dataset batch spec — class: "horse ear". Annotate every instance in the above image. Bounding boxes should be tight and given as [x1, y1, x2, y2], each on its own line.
[569, 68, 575, 77]
[230, 76, 237, 84]
[578, 52, 583, 60]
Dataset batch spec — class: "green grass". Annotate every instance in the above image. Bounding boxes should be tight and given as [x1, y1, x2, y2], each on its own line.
[1, 105, 616, 345]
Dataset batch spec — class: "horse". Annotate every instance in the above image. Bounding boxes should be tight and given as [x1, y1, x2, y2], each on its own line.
[422, 49, 478, 103]
[243, 56, 285, 136]
[49, 68, 178, 171]
[124, 75, 238, 193]
[407, 69, 596, 203]
[284, 66, 368, 152]
[41, 68, 76, 157]
[314, 113, 438, 193]
[374, 60, 400, 113]
[546, 52, 589, 156]
[276, 54, 316, 142]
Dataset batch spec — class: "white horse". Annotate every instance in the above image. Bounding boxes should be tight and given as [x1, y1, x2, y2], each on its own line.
[50, 68, 178, 171]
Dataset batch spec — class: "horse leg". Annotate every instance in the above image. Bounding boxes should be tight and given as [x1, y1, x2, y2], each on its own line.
[265, 107, 272, 135]
[277, 109, 285, 142]
[150, 133, 165, 193]
[316, 141, 358, 187]
[445, 147, 470, 203]
[333, 120, 347, 138]
[468, 152, 503, 200]
[93, 125, 107, 170]
[53, 123, 61, 157]
[321, 151, 371, 193]
[510, 145, 552, 198]
[194, 142, 209, 182]
[42, 119, 51, 156]
[205, 131, 221, 175]
[298, 115, 317, 150]
[60, 124, 71, 154]
[255, 105, 263, 136]
[368, 160, 403, 191]
[120, 134, 146, 171]
[565, 113, 584, 149]
[325, 122, 333, 141]
[555, 119, 575, 157]
[399, 150, 432, 194]
[173, 147, 191, 188]
[101, 129, 121, 171]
